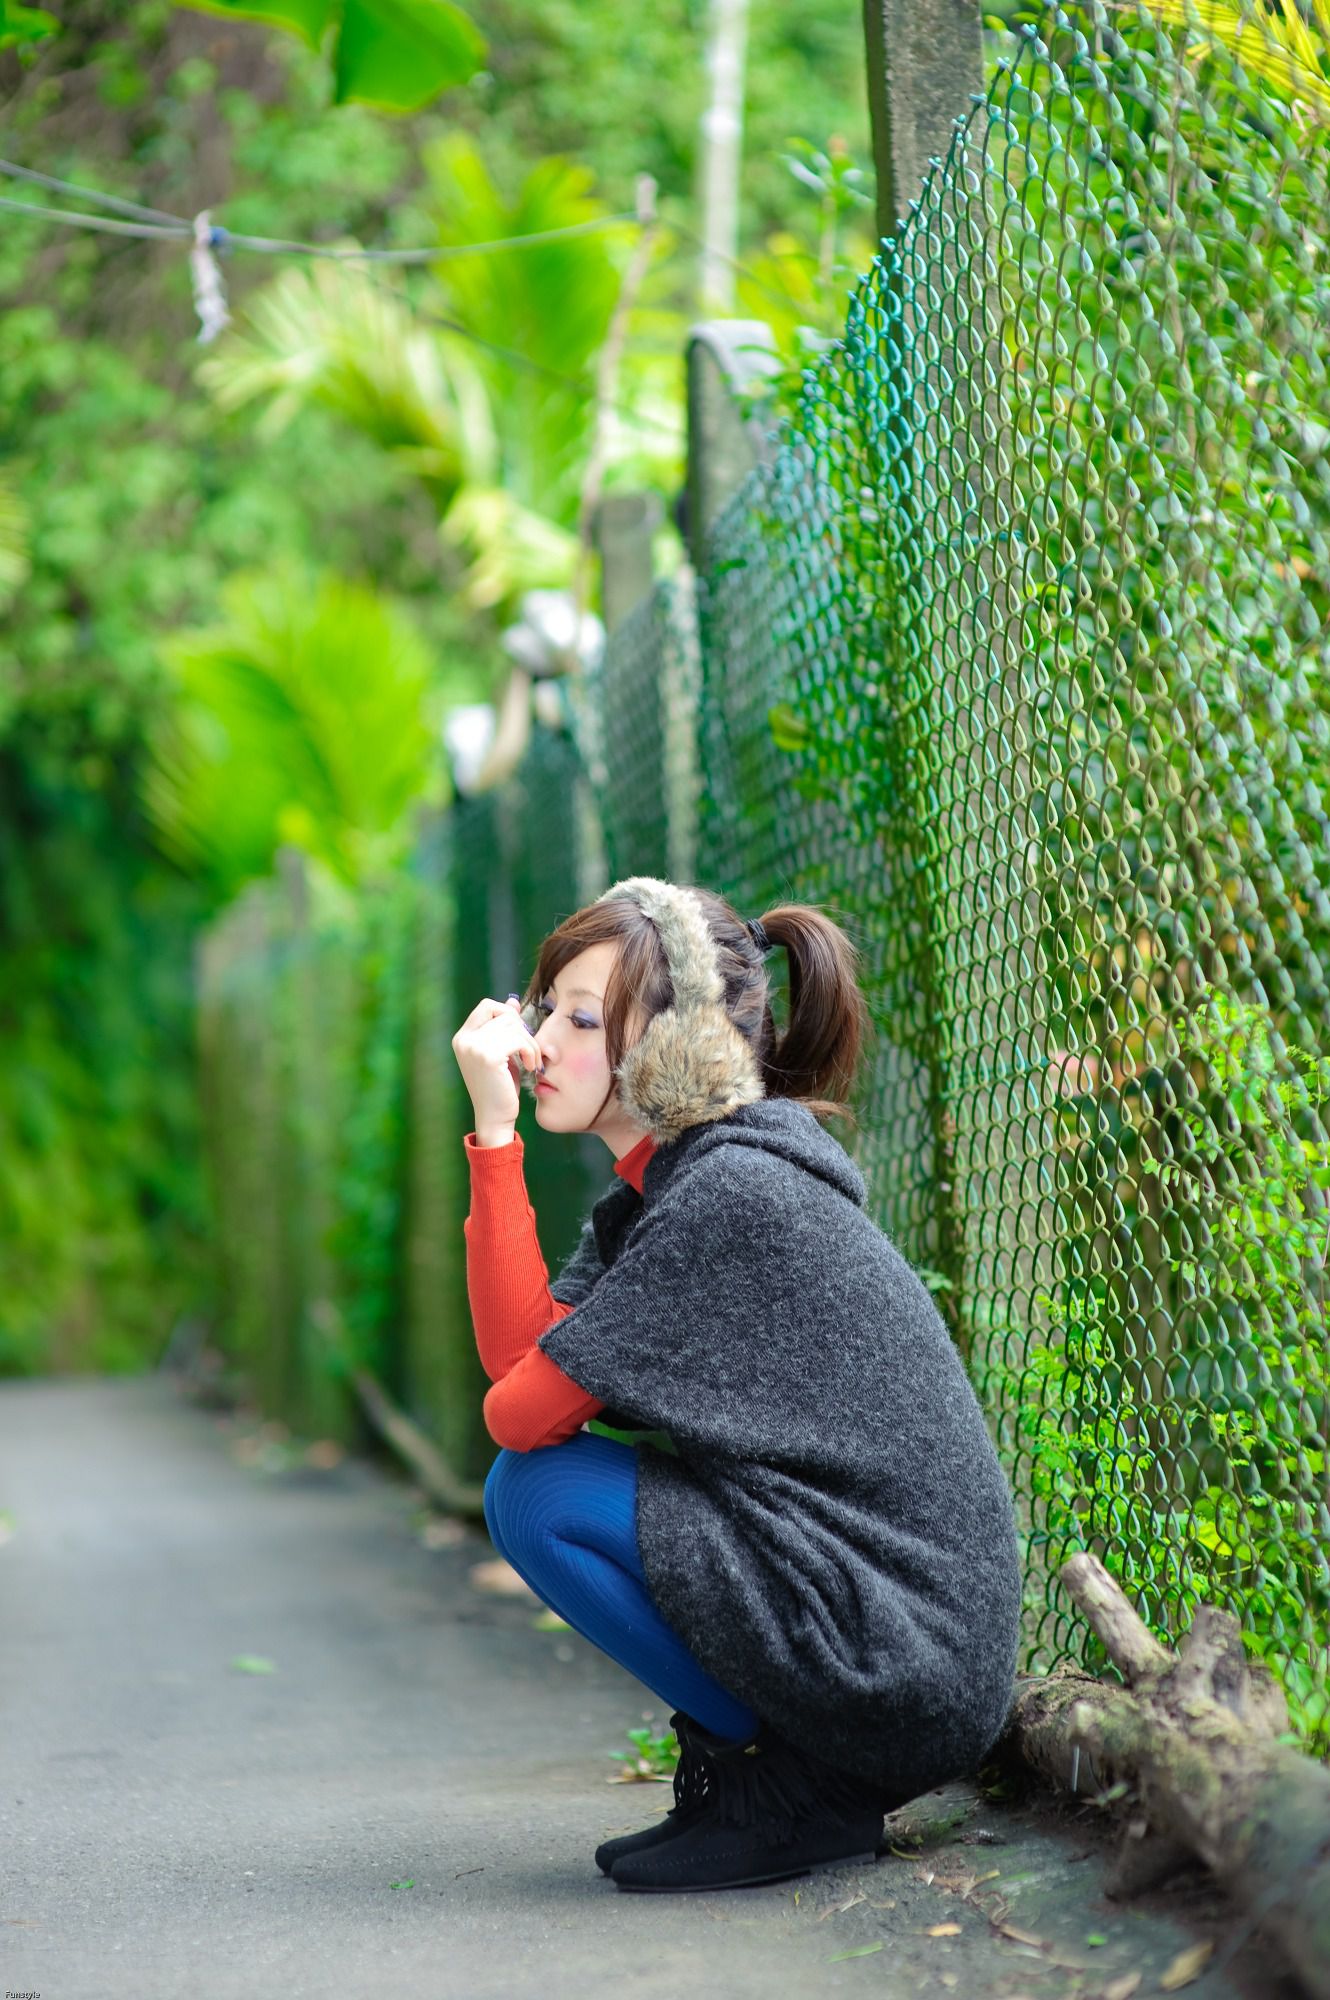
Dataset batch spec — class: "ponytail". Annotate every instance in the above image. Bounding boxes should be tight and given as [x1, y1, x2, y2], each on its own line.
[747, 902, 871, 1126]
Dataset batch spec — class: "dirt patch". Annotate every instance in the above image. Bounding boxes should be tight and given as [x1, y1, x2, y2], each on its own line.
[784, 1780, 1306, 1999]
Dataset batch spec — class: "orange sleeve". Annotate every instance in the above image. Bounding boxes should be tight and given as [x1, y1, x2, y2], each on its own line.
[484, 1348, 605, 1452]
[463, 1130, 604, 1447]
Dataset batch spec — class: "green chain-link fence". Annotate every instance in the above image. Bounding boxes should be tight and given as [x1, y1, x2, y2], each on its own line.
[678, 0, 1329, 1749]
[197, 0, 1329, 1751]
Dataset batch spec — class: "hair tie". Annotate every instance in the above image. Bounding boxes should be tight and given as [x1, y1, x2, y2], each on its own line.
[747, 917, 772, 956]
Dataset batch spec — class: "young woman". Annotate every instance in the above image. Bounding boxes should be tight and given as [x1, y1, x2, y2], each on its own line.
[451, 875, 1022, 1894]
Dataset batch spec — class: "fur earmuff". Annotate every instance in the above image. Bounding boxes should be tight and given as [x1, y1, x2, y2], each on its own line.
[596, 877, 765, 1144]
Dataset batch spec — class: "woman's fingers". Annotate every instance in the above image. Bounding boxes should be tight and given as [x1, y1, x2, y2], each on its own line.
[458, 993, 523, 1033]
[451, 997, 542, 1075]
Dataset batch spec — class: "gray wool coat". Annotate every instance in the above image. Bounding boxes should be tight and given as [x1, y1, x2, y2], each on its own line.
[539, 1097, 1022, 1796]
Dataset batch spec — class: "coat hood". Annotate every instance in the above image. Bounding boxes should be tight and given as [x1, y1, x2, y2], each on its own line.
[642, 1096, 867, 1210]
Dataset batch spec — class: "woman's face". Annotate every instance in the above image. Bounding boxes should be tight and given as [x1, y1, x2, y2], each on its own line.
[530, 941, 650, 1156]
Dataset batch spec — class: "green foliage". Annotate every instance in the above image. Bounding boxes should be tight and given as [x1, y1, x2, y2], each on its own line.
[694, 0, 1330, 1754]
[325, 874, 415, 1380]
[3, 0, 869, 1381]
[198, 133, 675, 613]
[0, 0, 476, 1372]
[197, 863, 414, 1418]
[0, 468, 30, 615]
[1135, 0, 1330, 120]
[184, 0, 485, 111]
[199, 260, 481, 495]
[0, 0, 57, 46]
[0, 750, 209, 1374]
[143, 566, 445, 900]
[466, 0, 869, 239]
[737, 137, 877, 419]
[974, 989, 1330, 1751]
[609, 1723, 680, 1782]
[997, 3, 1330, 1743]
[422, 133, 626, 520]
[1145, 992, 1330, 1744]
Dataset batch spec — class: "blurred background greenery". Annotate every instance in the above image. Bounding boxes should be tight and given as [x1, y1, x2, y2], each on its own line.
[0, 0, 873, 1376]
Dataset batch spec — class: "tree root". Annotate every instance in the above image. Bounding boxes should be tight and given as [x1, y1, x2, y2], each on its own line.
[1003, 1553, 1330, 1999]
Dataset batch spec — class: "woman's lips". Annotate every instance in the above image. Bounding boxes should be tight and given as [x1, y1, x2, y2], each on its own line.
[535, 1078, 557, 1093]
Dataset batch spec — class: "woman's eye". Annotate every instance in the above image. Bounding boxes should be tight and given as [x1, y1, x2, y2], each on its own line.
[536, 1000, 597, 1029]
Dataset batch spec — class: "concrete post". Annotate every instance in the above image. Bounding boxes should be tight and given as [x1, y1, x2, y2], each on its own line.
[684, 320, 782, 569]
[593, 492, 662, 635]
[861, 0, 984, 237]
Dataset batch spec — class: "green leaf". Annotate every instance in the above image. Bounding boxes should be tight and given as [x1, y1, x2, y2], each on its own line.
[768, 701, 811, 752]
[0, 0, 59, 44]
[334, 0, 484, 109]
[829, 1943, 884, 1961]
[182, 0, 333, 48]
[179, 0, 484, 111]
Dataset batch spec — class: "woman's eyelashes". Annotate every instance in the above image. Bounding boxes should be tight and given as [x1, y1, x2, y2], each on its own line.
[535, 999, 599, 1029]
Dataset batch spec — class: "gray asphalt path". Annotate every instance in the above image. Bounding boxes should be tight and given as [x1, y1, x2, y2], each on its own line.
[0, 1377, 1300, 2000]
[0, 1377, 859, 2000]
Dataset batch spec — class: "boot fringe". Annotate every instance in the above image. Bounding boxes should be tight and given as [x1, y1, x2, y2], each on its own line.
[673, 1715, 882, 1849]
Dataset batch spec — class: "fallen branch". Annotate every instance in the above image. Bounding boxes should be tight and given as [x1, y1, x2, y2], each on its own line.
[1004, 1553, 1330, 1999]
[163, 1319, 487, 1519]
[350, 1367, 487, 1520]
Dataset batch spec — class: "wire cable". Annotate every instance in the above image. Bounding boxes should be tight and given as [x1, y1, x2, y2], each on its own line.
[0, 156, 188, 228]
[0, 160, 639, 261]
[215, 213, 640, 261]
[0, 194, 188, 239]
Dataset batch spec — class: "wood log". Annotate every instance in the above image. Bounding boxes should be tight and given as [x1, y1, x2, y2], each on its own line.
[1004, 1553, 1330, 2000]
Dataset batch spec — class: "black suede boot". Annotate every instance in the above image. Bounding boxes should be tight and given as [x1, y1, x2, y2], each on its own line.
[610, 1724, 887, 1892]
[595, 1712, 723, 1874]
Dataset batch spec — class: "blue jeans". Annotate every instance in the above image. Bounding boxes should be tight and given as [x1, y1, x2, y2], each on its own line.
[483, 1430, 758, 1741]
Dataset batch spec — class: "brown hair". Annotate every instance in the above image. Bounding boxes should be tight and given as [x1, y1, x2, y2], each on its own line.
[523, 885, 873, 1130]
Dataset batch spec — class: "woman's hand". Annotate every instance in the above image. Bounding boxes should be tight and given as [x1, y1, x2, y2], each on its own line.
[451, 994, 542, 1145]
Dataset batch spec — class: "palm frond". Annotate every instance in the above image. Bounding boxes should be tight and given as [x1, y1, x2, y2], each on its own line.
[441, 485, 580, 610]
[1135, 0, 1330, 116]
[143, 567, 441, 901]
[198, 260, 496, 494]
[422, 134, 629, 520]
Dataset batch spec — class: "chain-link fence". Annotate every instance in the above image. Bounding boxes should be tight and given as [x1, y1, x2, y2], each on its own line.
[197, 0, 1329, 1750]
[649, 1, 1328, 1748]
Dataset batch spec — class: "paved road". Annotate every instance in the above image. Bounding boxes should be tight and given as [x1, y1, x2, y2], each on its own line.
[0, 1377, 1297, 2000]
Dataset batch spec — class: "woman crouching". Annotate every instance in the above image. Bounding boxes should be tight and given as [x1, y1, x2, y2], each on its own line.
[450, 876, 1021, 1893]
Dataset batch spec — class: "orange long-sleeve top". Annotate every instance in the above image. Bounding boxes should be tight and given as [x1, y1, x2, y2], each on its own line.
[463, 1127, 657, 1451]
